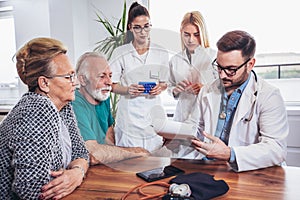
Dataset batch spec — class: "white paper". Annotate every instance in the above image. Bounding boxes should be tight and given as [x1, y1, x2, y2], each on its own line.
[150, 105, 197, 140]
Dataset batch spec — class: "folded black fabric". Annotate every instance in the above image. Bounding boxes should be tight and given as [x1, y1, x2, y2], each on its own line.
[170, 172, 229, 200]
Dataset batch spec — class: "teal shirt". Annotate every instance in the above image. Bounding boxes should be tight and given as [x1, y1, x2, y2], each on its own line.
[72, 89, 114, 144]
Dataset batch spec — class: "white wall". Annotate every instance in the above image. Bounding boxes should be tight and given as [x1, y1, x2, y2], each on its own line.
[286, 107, 300, 167]
[12, 0, 147, 64]
[11, 0, 141, 95]
[12, 0, 51, 48]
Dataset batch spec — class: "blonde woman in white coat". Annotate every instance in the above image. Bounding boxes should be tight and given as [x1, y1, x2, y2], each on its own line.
[167, 11, 216, 158]
[169, 11, 216, 125]
[192, 30, 289, 172]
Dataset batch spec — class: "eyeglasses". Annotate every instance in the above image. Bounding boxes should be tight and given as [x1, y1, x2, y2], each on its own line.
[212, 58, 251, 76]
[132, 24, 152, 33]
[45, 73, 76, 83]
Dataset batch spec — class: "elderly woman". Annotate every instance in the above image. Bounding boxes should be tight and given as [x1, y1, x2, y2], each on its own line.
[0, 38, 89, 199]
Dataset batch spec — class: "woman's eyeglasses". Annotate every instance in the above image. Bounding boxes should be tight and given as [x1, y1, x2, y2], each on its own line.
[212, 58, 251, 76]
[45, 73, 76, 83]
[132, 24, 152, 33]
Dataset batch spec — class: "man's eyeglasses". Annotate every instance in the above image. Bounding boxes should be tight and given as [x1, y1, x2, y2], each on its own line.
[212, 58, 251, 76]
[45, 73, 76, 83]
[132, 24, 152, 33]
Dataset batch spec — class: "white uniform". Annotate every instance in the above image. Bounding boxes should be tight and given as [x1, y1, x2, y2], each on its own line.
[198, 72, 288, 172]
[169, 46, 216, 124]
[110, 42, 170, 152]
[168, 46, 216, 158]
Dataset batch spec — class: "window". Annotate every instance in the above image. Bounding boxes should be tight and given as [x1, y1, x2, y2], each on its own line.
[149, 0, 300, 54]
[149, 0, 300, 104]
[0, 2, 16, 84]
[0, 1, 18, 104]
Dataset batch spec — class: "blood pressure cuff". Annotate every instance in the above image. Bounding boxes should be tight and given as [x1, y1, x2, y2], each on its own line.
[169, 172, 229, 200]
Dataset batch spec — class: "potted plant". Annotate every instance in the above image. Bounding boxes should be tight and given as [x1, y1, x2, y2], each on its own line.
[93, 0, 126, 119]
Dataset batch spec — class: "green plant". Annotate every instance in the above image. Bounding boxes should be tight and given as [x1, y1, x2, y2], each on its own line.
[93, 1, 127, 119]
[93, 1, 127, 60]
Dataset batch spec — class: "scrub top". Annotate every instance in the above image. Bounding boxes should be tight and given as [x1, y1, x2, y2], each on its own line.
[110, 42, 169, 152]
[72, 89, 114, 144]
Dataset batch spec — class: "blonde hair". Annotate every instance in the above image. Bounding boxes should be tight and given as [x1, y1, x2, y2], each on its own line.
[16, 37, 67, 92]
[180, 11, 210, 50]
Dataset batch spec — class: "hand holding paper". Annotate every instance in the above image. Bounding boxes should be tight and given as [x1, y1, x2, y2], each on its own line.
[150, 105, 198, 140]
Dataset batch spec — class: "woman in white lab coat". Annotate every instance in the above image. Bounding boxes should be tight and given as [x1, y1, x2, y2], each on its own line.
[167, 11, 216, 158]
[110, 2, 170, 153]
[169, 11, 216, 125]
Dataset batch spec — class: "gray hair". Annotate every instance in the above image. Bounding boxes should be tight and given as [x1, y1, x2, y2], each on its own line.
[76, 52, 107, 78]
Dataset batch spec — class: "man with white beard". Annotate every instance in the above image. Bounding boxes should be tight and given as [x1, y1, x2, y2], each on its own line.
[73, 52, 149, 165]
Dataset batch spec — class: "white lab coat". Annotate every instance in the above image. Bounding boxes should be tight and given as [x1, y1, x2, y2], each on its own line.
[169, 46, 216, 124]
[197, 72, 289, 172]
[168, 46, 216, 159]
[110, 42, 170, 152]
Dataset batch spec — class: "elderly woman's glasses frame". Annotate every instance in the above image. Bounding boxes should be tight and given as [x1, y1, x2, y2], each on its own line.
[212, 58, 251, 76]
[45, 73, 76, 83]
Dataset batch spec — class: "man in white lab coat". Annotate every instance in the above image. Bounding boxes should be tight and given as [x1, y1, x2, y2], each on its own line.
[192, 30, 289, 172]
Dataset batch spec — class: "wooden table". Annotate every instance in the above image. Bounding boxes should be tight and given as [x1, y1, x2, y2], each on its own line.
[63, 156, 300, 200]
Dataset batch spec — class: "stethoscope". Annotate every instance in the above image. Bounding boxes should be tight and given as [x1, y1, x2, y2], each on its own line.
[219, 70, 258, 122]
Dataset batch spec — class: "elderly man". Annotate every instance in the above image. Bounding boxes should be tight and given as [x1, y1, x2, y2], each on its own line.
[72, 52, 148, 165]
[191, 30, 289, 172]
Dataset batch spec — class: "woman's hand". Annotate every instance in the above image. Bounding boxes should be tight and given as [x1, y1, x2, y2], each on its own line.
[172, 80, 191, 96]
[185, 83, 203, 95]
[39, 168, 84, 200]
[149, 82, 167, 95]
[128, 83, 144, 97]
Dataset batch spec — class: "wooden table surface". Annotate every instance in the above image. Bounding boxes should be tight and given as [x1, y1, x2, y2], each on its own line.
[63, 156, 300, 200]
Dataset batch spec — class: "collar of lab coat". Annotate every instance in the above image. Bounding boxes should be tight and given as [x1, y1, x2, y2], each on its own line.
[202, 72, 257, 131]
[233, 72, 257, 126]
[129, 41, 155, 64]
[181, 45, 208, 64]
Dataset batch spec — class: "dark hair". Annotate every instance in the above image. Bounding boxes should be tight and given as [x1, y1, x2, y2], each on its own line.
[124, 2, 150, 44]
[216, 30, 256, 59]
[16, 37, 67, 92]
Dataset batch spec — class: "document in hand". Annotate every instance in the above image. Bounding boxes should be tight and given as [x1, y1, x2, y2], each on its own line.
[150, 105, 198, 140]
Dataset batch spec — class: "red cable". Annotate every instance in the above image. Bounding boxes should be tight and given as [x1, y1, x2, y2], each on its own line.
[121, 181, 170, 200]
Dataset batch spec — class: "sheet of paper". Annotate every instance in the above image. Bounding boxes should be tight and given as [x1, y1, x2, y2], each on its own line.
[150, 105, 197, 140]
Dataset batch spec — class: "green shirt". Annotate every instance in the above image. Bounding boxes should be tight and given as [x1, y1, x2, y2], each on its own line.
[72, 89, 114, 144]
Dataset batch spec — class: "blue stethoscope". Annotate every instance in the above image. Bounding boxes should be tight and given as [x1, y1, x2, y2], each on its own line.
[219, 70, 258, 122]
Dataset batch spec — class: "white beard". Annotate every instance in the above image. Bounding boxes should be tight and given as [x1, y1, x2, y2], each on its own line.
[88, 86, 112, 101]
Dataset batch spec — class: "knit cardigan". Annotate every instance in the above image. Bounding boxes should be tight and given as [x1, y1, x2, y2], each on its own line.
[0, 92, 89, 199]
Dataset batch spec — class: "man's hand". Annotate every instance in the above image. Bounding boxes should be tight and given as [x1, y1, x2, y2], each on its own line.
[124, 146, 150, 156]
[191, 131, 231, 161]
[105, 126, 115, 145]
[86, 140, 150, 165]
